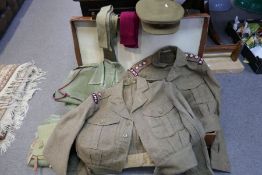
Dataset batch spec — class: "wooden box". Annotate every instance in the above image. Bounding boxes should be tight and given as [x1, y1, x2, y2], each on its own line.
[70, 14, 210, 68]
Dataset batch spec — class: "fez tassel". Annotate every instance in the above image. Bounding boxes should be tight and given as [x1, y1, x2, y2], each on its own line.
[0, 62, 46, 153]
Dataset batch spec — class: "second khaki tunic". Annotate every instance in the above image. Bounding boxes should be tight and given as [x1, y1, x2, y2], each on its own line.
[135, 46, 230, 172]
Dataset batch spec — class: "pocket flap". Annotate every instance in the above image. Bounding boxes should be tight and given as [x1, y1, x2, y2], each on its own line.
[176, 75, 204, 90]
[87, 115, 120, 126]
[143, 102, 174, 117]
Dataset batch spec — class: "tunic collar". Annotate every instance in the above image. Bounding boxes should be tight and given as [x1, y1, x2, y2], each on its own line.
[88, 60, 124, 85]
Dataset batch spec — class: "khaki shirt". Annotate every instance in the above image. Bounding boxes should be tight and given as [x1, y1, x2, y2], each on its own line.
[44, 76, 212, 175]
[53, 60, 124, 108]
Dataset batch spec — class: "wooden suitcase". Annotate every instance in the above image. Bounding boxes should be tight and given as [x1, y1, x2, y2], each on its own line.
[70, 14, 210, 67]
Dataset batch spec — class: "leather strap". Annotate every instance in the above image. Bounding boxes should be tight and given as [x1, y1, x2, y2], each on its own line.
[53, 68, 83, 103]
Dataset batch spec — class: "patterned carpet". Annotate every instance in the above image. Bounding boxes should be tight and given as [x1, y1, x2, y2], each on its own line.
[0, 62, 45, 153]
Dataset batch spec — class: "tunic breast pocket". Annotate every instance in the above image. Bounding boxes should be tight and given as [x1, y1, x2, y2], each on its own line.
[175, 75, 219, 132]
[76, 115, 120, 166]
[143, 102, 184, 139]
[175, 76, 215, 104]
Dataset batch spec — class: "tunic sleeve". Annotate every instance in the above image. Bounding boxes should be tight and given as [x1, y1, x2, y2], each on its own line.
[43, 95, 99, 175]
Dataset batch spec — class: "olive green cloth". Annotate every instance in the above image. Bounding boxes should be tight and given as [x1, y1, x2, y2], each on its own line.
[136, 0, 184, 34]
[27, 115, 60, 168]
[53, 60, 124, 108]
[44, 76, 212, 175]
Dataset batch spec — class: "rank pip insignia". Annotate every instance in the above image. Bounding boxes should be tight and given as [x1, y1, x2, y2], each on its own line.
[92, 92, 102, 104]
[185, 53, 204, 65]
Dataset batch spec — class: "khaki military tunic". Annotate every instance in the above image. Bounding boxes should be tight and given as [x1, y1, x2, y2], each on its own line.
[44, 46, 229, 174]
[54, 45, 229, 172]
[129, 46, 230, 172]
[44, 75, 213, 175]
[128, 46, 230, 172]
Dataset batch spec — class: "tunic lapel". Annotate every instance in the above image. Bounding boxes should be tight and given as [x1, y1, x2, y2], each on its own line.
[109, 80, 130, 120]
[109, 77, 150, 118]
[131, 77, 149, 113]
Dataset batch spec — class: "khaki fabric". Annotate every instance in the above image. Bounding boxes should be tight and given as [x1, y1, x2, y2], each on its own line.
[131, 46, 221, 134]
[96, 5, 111, 50]
[44, 95, 100, 175]
[166, 48, 230, 172]
[45, 46, 228, 174]
[139, 46, 230, 172]
[96, 5, 118, 52]
[210, 131, 231, 171]
[165, 48, 221, 133]
[136, 46, 230, 172]
[44, 76, 212, 175]
[27, 115, 60, 168]
[125, 46, 229, 173]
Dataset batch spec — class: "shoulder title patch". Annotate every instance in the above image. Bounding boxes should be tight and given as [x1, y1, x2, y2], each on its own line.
[185, 53, 204, 65]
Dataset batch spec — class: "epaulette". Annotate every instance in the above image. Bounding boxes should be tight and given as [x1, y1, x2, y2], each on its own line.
[128, 58, 151, 77]
[91, 92, 102, 104]
[91, 91, 111, 104]
[185, 53, 204, 65]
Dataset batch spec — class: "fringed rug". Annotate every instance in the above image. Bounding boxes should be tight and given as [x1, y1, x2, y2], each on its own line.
[0, 62, 45, 153]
